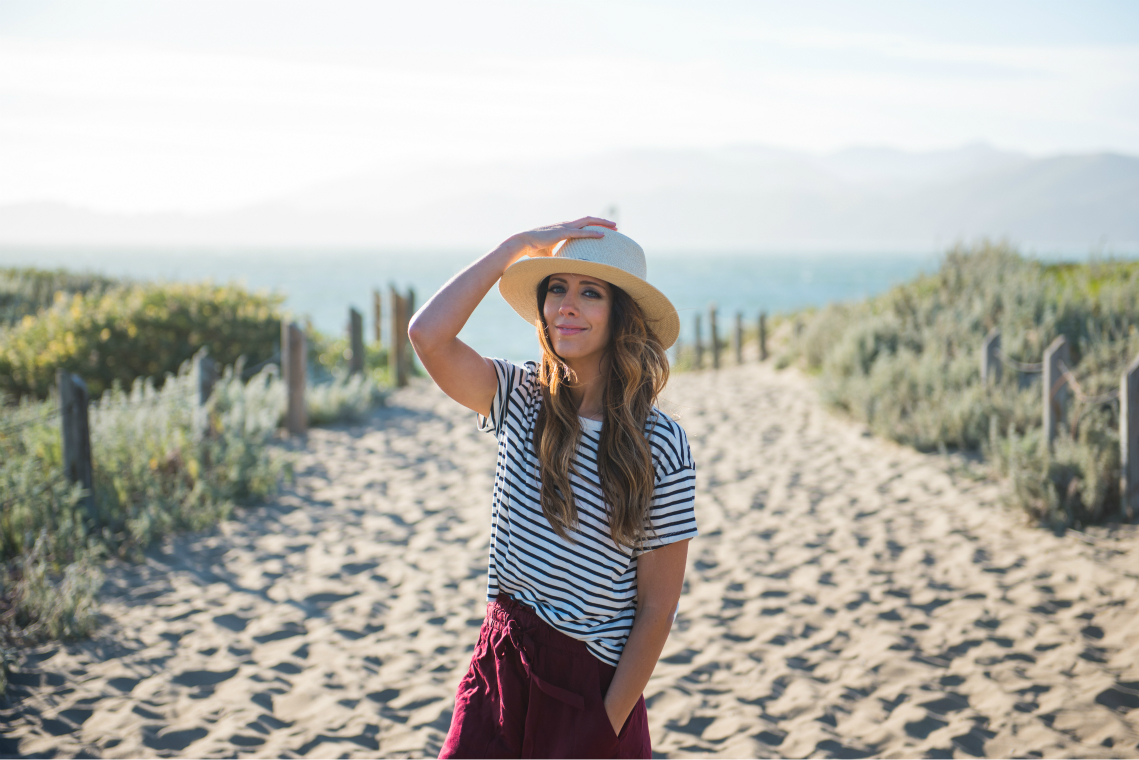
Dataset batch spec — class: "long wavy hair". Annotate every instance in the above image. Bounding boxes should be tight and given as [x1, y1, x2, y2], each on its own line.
[533, 275, 670, 551]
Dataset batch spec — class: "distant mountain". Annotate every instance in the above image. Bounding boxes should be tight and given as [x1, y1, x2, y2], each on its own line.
[2, 145, 1136, 251]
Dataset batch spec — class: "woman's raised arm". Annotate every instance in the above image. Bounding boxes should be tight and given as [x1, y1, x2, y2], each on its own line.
[407, 218, 614, 417]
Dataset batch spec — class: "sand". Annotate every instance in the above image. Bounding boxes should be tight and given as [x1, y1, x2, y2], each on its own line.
[2, 362, 1138, 758]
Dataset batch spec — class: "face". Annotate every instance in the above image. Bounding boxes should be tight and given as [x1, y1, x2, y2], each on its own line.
[542, 273, 612, 365]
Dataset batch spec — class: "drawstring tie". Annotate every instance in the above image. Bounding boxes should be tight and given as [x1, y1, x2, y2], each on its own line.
[501, 619, 585, 710]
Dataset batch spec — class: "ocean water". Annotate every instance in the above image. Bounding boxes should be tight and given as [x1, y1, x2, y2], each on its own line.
[1, 247, 938, 362]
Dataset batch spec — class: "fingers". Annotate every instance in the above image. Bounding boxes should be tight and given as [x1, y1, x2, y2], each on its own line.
[571, 216, 617, 230]
[563, 228, 606, 239]
[518, 217, 613, 257]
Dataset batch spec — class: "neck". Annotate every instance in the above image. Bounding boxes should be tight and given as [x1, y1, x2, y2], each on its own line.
[564, 353, 607, 421]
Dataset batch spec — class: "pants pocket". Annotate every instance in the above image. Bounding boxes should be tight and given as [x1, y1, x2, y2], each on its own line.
[593, 658, 650, 759]
[583, 655, 623, 755]
[515, 646, 613, 758]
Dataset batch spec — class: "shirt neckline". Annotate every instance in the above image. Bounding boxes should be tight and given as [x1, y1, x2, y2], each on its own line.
[578, 415, 603, 432]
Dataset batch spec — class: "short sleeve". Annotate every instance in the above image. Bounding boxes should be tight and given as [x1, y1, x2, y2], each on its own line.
[476, 359, 537, 436]
[638, 416, 698, 554]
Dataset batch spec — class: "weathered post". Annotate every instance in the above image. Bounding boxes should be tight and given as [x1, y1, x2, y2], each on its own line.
[709, 304, 721, 370]
[694, 314, 704, 369]
[981, 327, 1002, 386]
[58, 371, 95, 521]
[390, 286, 409, 387]
[372, 289, 382, 347]
[389, 286, 401, 385]
[1043, 336, 1070, 452]
[758, 311, 768, 362]
[282, 321, 307, 435]
[192, 348, 216, 441]
[733, 312, 743, 365]
[349, 307, 364, 375]
[1122, 353, 1139, 522]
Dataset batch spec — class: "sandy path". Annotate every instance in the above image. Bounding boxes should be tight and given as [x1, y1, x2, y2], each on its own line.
[2, 363, 1138, 758]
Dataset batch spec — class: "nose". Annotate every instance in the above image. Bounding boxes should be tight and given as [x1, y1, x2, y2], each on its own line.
[558, 292, 579, 317]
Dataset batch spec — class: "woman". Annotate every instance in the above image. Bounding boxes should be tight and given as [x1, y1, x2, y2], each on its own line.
[408, 217, 697, 758]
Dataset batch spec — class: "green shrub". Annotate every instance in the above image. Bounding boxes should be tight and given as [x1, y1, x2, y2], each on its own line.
[782, 243, 1139, 527]
[0, 281, 284, 401]
[0, 266, 122, 328]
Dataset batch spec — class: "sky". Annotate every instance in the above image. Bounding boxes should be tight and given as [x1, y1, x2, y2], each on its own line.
[2, 0, 1137, 214]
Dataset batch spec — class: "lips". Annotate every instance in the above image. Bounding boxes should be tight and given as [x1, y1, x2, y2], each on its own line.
[555, 325, 587, 336]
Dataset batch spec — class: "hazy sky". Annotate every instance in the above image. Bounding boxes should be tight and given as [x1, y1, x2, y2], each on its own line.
[2, 0, 1137, 213]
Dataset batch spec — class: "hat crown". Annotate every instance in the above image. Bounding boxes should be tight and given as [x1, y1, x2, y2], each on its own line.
[556, 226, 647, 280]
[497, 223, 680, 348]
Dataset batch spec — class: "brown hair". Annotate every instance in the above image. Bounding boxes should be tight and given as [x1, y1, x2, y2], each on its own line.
[533, 276, 670, 551]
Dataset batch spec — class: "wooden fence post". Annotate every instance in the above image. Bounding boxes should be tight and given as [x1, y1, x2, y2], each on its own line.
[349, 307, 364, 375]
[733, 312, 743, 365]
[758, 311, 768, 362]
[982, 327, 1001, 385]
[710, 304, 721, 370]
[282, 321, 307, 435]
[58, 371, 95, 521]
[372, 289, 382, 347]
[1122, 353, 1139, 522]
[387, 284, 400, 382]
[694, 314, 704, 369]
[390, 286, 409, 387]
[1043, 336, 1070, 452]
[192, 348, 216, 441]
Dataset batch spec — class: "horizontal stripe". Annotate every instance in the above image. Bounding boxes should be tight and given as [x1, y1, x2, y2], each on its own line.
[478, 359, 698, 666]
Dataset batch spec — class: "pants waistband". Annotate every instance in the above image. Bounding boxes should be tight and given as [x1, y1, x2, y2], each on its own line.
[485, 593, 588, 710]
[486, 594, 588, 655]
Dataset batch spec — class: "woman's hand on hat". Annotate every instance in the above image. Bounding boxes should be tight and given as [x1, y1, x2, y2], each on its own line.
[504, 217, 616, 262]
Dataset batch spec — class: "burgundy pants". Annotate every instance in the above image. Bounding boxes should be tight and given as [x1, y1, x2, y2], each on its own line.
[439, 594, 650, 758]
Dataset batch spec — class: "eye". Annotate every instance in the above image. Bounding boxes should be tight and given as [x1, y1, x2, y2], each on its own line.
[549, 283, 566, 294]
[583, 288, 603, 299]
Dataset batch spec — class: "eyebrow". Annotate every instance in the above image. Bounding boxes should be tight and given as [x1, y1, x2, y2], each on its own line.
[550, 276, 608, 292]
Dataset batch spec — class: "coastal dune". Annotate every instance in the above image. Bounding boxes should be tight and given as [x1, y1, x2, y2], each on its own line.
[2, 363, 1137, 757]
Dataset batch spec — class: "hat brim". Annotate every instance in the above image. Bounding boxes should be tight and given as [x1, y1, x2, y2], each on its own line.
[498, 258, 680, 349]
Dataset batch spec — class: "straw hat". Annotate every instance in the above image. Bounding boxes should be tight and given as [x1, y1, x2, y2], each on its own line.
[498, 226, 680, 349]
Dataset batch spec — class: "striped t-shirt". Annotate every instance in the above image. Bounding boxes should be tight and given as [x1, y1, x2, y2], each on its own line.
[476, 359, 698, 665]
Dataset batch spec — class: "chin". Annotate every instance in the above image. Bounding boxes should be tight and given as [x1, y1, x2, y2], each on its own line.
[553, 344, 604, 362]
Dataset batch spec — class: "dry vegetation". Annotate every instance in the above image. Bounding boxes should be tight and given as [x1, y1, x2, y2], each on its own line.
[777, 243, 1138, 528]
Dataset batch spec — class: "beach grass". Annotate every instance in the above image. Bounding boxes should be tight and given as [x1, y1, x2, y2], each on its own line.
[0, 361, 287, 650]
[777, 242, 1138, 527]
[0, 362, 387, 652]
